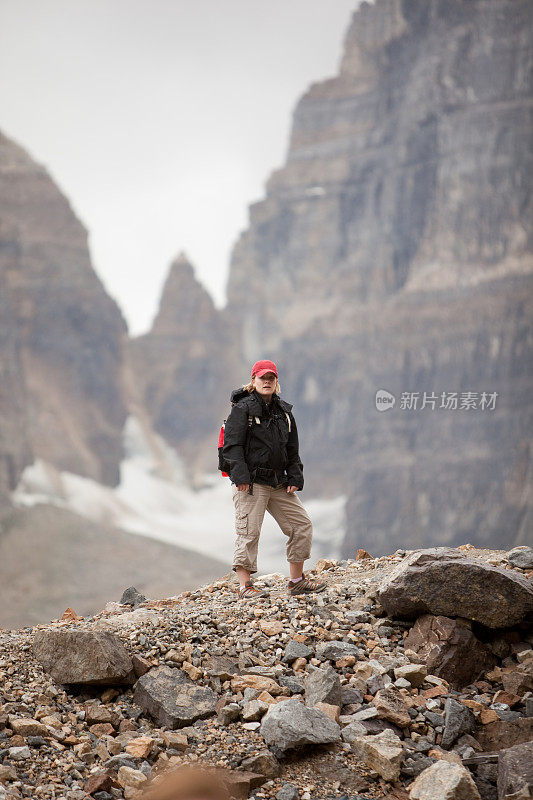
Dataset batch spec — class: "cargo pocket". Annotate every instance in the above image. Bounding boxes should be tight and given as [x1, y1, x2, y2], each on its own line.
[236, 508, 248, 535]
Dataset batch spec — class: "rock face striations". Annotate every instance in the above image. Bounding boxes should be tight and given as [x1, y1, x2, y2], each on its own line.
[0, 131, 127, 489]
[224, 0, 533, 552]
[0, 263, 30, 505]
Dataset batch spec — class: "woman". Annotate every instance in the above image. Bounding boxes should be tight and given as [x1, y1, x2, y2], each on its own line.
[222, 359, 326, 600]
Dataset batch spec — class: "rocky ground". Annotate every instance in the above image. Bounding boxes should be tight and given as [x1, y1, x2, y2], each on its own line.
[0, 544, 532, 800]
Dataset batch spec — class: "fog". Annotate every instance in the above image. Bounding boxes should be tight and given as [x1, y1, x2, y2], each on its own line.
[0, 0, 357, 333]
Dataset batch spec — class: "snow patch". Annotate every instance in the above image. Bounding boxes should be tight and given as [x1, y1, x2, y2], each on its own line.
[13, 416, 346, 574]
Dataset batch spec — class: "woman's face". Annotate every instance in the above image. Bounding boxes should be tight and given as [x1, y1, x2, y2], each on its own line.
[253, 372, 276, 398]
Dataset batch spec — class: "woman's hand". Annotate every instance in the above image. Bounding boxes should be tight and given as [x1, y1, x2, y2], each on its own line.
[286, 485, 298, 493]
[237, 484, 250, 492]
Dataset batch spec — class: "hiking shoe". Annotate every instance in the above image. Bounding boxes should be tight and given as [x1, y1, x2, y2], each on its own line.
[288, 572, 327, 595]
[238, 581, 269, 600]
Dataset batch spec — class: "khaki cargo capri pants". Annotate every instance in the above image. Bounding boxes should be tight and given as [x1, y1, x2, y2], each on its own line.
[232, 482, 313, 574]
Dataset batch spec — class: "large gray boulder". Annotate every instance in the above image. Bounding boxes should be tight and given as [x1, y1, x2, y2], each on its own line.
[304, 665, 341, 708]
[506, 546, 533, 570]
[441, 698, 476, 750]
[134, 665, 218, 728]
[32, 628, 135, 686]
[119, 587, 147, 607]
[259, 697, 340, 756]
[282, 640, 313, 664]
[316, 640, 359, 662]
[377, 548, 533, 628]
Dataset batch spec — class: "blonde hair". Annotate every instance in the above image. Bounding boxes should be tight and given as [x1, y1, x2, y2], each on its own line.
[243, 375, 281, 395]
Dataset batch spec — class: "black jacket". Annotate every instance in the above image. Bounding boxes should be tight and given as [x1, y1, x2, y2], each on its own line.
[222, 388, 305, 490]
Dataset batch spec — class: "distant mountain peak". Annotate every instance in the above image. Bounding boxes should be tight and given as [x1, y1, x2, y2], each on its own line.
[170, 250, 194, 272]
[0, 128, 127, 491]
[150, 254, 214, 337]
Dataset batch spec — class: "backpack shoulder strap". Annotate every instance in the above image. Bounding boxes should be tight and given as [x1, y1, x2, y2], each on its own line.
[284, 411, 291, 432]
[221, 412, 259, 429]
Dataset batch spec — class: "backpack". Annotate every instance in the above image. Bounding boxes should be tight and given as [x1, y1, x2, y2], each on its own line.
[217, 390, 291, 478]
[217, 413, 259, 477]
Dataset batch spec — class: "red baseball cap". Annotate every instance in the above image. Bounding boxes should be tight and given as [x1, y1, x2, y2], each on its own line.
[251, 359, 278, 378]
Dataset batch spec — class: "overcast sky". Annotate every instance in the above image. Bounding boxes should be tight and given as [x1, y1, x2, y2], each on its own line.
[0, 0, 357, 334]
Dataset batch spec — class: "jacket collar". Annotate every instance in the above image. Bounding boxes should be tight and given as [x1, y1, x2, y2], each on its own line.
[249, 389, 292, 415]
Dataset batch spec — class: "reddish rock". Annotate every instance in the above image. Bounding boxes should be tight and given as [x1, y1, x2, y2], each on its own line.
[125, 736, 154, 758]
[405, 614, 495, 687]
[231, 675, 282, 695]
[473, 681, 493, 693]
[493, 689, 521, 707]
[84, 771, 116, 795]
[84, 702, 118, 727]
[476, 718, 533, 751]
[89, 723, 115, 737]
[421, 685, 449, 699]
[260, 620, 283, 636]
[480, 708, 500, 725]
[119, 719, 138, 732]
[132, 654, 152, 678]
[373, 687, 411, 728]
[61, 607, 83, 621]
[501, 667, 533, 696]
[314, 702, 341, 722]
[161, 730, 188, 750]
[214, 768, 266, 798]
[497, 741, 533, 800]
[9, 718, 48, 737]
[240, 750, 280, 779]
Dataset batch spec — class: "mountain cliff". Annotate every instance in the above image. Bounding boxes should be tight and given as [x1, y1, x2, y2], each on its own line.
[0, 131, 128, 490]
[1, 0, 531, 563]
[0, 141, 231, 623]
[0, 263, 30, 505]
[224, 0, 533, 553]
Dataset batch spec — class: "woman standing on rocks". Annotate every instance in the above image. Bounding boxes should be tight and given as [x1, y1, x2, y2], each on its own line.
[221, 359, 326, 600]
